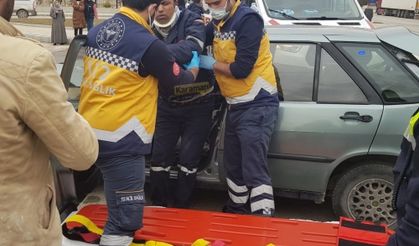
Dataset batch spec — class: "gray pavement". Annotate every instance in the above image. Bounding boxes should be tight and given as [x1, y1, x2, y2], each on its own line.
[10, 11, 419, 45]
[33, 6, 117, 18]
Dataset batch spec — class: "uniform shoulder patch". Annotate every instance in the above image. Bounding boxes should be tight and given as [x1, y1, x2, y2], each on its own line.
[96, 18, 125, 51]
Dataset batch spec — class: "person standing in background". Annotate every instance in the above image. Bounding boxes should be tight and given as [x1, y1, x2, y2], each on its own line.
[72, 0, 86, 36]
[50, 0, 68, 45]
[84, 0, 97, 31]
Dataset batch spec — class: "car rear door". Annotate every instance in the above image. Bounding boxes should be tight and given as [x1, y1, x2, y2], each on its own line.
[54, 36, 101, 218]
[268, 42, 383, 198]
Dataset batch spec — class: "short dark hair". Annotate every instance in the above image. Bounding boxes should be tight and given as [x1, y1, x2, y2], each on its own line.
[122, 0, 162, 11]
[192, 0, 201, 3]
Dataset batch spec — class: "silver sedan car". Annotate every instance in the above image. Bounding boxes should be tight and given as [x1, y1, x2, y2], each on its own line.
[58, 26, 419, 227]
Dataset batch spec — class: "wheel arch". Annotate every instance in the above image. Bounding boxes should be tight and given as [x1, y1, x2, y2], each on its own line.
[326, 154, 396, 195]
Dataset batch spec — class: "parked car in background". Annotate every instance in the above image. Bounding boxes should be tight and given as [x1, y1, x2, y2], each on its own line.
[254, 0, 374, 28]
[14, 0, 37, 18]
[56, 26, 419, 228]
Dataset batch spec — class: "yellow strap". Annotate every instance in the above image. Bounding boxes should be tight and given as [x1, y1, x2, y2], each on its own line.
[191, 239, 211, 246]
[145, 241, 174, 246]
[119, 6, 154, 34]
[216, 0, 241, 31]
[64, 214, 173, 246]
[65, 214, 104, 235]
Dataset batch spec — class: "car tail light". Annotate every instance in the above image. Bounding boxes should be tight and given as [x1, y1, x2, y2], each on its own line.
[367, 20, 374, 29]
[269, 19, 279, 25]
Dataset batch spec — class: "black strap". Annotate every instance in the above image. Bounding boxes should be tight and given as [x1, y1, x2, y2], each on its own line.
[338, 239, 378, 246]
[341, 220, 386, 233]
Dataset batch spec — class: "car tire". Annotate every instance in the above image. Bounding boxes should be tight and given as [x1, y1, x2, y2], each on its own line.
[332, 163, 397, 228]
[17, 9, 29, 18]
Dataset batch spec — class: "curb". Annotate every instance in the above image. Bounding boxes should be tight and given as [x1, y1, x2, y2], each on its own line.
[27, 34, 75, 44]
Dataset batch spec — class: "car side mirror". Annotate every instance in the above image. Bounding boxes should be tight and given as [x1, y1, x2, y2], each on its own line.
[364, 8, 373, 22]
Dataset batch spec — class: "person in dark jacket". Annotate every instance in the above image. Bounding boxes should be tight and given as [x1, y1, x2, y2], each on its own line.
[150, 0, 215, 208]
[187, 0, 204, 15]
[84, 0, 97, 31]
[387, 109, 419, 246]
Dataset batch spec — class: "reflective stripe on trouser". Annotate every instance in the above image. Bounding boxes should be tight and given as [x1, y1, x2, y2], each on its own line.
[150, 99, 213, 208]
[223, 105, 278, 215]
[99, 235, 133, 246]
[95, 155, 145, 239]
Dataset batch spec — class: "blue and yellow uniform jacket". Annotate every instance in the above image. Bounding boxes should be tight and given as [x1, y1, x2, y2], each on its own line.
[207, 0, 278, 107]
[79, 8, 158, 157]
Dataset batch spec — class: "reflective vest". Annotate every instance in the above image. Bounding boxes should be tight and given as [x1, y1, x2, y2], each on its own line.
[79, 7, 158, 157]
[212, 0, 277, 105]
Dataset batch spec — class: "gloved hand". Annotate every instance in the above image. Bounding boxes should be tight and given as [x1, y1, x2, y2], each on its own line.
[199, 55, 216, 70]
[183, 51, 200, 70]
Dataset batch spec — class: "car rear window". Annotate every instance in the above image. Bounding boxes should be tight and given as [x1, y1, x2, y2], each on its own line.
[338, 43, 419, 104]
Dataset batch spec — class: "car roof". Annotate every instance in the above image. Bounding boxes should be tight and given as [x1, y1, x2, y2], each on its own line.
[375, 26, 419, 57]
[266, 26, 381, 43]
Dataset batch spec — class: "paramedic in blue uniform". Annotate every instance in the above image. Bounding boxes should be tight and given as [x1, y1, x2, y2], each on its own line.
[388, 109, 419, 246]
[201, 0, 281, 216]
[78, 0, 200, 244]
[150, 0, 215, 208]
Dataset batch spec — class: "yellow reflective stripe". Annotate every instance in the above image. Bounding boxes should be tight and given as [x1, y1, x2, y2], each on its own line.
[409, 111, 419, 136]
[64, 214, 104, 235]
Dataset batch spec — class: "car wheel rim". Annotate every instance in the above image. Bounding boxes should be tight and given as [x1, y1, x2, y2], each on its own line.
[347, 178, 396, 225]
[18, 11, 28, 18]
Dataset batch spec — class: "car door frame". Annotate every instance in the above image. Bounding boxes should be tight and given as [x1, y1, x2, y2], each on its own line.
[54, 35, 103, 219]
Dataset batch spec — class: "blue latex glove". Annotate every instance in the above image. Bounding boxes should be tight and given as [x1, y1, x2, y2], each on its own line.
[183, 51, 200, 70]
[199, 55, 216, 70]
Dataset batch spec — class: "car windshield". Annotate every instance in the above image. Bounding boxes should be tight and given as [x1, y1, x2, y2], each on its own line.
[263, 0, 362, 20]
[338, 43, 419, 104]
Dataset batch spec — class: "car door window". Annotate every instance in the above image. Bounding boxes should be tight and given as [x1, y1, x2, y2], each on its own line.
[67, 47, 86, 104]
[318, 49, 367, 104]
[271, 43, 316, 101]
[338, 43, 419, 103]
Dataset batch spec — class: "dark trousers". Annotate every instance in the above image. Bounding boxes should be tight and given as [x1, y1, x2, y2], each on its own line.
[388, 148, 419, 245]
[223, 105, 278, 216]
[74, 28, 83, 36]
[150, 99, 214, 208]
[96, 155, 145, 237]
[86, 17, 94, 31]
